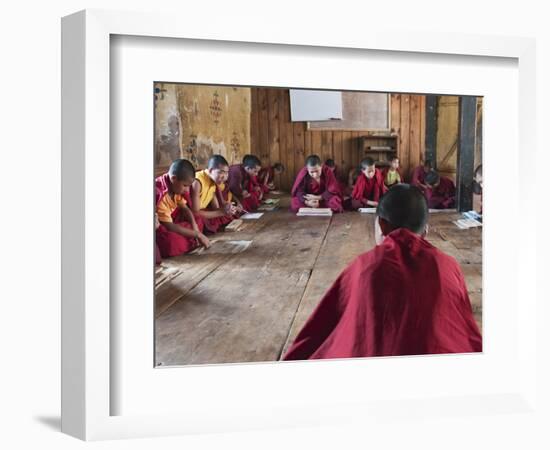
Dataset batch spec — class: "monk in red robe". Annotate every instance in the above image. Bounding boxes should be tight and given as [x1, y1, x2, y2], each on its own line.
[155, 159, 211, 260]
[410, 159, 434, 191]
[283, 184, 481, 360]
[190, 154, 240, 234]
[381, 155, 404, 188]
[227, 154, 263, 212]
[290, 155, 343, 213]
[258, 163, 284, 193]
[424, 170, 456, 209]
[349, 157, 386, 210]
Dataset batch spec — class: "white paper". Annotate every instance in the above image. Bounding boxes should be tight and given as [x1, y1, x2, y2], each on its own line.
[240, 212, 264, 219]
[358, 207, 377, 213]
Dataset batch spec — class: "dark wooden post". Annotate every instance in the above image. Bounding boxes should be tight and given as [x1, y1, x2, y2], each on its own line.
[457, 96, 477, 212]
[425, 95, 438, 168]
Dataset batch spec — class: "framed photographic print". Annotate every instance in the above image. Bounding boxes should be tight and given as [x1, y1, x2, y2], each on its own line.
[62, 9, 538, 441]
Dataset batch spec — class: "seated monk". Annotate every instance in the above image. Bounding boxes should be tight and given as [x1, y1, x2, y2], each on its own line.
[155, 159, 211, 259]
[258, 162, 284, 193]
[349, 157, 385, 210]
[190, 154, 240, 233]
[290, 154, 343, 213]
[227, 154, 263, 211]
[283, 184, 482, 360]
[381, 155, 403, 188]
[410, 159, 434, 191]
[424, 170, 456, 209]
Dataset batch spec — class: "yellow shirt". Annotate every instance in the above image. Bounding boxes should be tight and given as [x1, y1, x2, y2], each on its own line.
[156, 192, 187, 223]
[195, 169, 219, 210]
[385, 169, 401, 186]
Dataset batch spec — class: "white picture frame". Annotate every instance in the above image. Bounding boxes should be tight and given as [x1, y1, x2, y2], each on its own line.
[61, 9, 539, 441]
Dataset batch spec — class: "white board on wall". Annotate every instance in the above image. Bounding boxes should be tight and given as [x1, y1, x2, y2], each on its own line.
[289, 89, 343, 122]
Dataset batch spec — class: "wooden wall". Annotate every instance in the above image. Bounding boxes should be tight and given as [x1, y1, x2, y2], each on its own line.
[250, 88, 426, 192]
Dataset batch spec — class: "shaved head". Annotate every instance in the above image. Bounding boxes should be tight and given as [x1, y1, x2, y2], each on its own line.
[376, 184, 428, 234]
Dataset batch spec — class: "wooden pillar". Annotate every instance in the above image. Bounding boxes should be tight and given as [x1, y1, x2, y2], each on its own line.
[425, 95, 438, 167]
[457, 96, 477, 212]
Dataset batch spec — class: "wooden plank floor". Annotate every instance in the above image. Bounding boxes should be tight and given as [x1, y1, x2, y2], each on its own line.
[155, 195, 482, 366]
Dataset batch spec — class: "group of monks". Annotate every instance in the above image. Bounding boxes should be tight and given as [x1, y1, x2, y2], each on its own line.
[155, 152, 483, 360]
[293, 154, 465, 213]
[155, 154, 283, 262]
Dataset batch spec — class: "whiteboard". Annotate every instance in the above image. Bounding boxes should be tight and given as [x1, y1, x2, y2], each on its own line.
[289, 89, 343, 122]
[308, 92, 390, 130]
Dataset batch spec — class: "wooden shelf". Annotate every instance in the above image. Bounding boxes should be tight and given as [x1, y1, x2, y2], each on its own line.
[360, 135, 399, 165]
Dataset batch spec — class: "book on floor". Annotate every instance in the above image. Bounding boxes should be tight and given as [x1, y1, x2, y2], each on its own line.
[358, 207, 377, 213]
[297, 207, 333, 217]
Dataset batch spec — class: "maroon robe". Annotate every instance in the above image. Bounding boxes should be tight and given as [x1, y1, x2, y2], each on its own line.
[258, 166, 275, 193]
[283, 228, 482, 360]
[228, 164, 260, 211]
[290, 165, 343, 213]
[155, 174, 203, 259]
[350, 170, 385, 209]
[410, 165, 429, 188]
[426, 176, 456, 209]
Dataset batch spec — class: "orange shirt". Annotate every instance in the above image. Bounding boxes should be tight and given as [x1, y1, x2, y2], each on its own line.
[156, 192, 187, 223]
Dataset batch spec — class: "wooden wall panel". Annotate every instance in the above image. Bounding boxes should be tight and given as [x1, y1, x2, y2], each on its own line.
[251, 89, 426, 192]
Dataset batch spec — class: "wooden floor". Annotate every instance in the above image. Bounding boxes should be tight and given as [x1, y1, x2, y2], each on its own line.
[155, 194, 482, 366]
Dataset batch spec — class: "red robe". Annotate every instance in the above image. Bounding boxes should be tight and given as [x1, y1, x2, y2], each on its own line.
[228, 164, 261, 211]
[290, 165, 343, 213]
[155, 174, 203, 259]
[426, 176, 456, 209]
[410, 165, 429, 188]
[283, 228, 482, 360]
[258, 166, 275, 193]
[350, 170, 385, 209]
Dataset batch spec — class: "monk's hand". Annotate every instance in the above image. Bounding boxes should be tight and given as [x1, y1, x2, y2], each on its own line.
[198, 233, 211, 249]
[242, 190, 251, 198]
[223, 203, 234, 216]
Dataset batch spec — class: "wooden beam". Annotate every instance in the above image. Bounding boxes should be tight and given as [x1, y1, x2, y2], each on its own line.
[457, 96, 477, 212]
[425, 95, 438, 167]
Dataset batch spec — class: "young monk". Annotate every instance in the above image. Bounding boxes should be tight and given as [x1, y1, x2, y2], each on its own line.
[290, 154, 343, 213]
[155, 159, 211, 259]
[381, 155, 403, 188]
[227, 154, 263, 211]
[258, 162, 284, 193]
[190, 154, 239, 233]
[424, 170, 456, 209]
[349, 157, 386, 209]
[410, 159, 434, 191]
[283, 184, 482, 360]
[473, 164, 483, 214]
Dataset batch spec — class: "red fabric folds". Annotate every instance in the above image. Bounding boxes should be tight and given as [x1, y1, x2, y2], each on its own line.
[283, 228, 482, 360]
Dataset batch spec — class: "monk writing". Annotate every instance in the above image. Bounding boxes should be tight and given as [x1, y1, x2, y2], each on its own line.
[227, 154, 263, 211]
[290, 154, 343, 213]
[258, 162, 284, 193]
[155, 159, 211, 259]
[410, 159, 434, 191]
[424, 170, 456, 209]
[283, 184, 481, 360]
[190, 154, 239, 233]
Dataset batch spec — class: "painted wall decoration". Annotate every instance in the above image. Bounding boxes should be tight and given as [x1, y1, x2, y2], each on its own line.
[154, 83, 251, 174]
